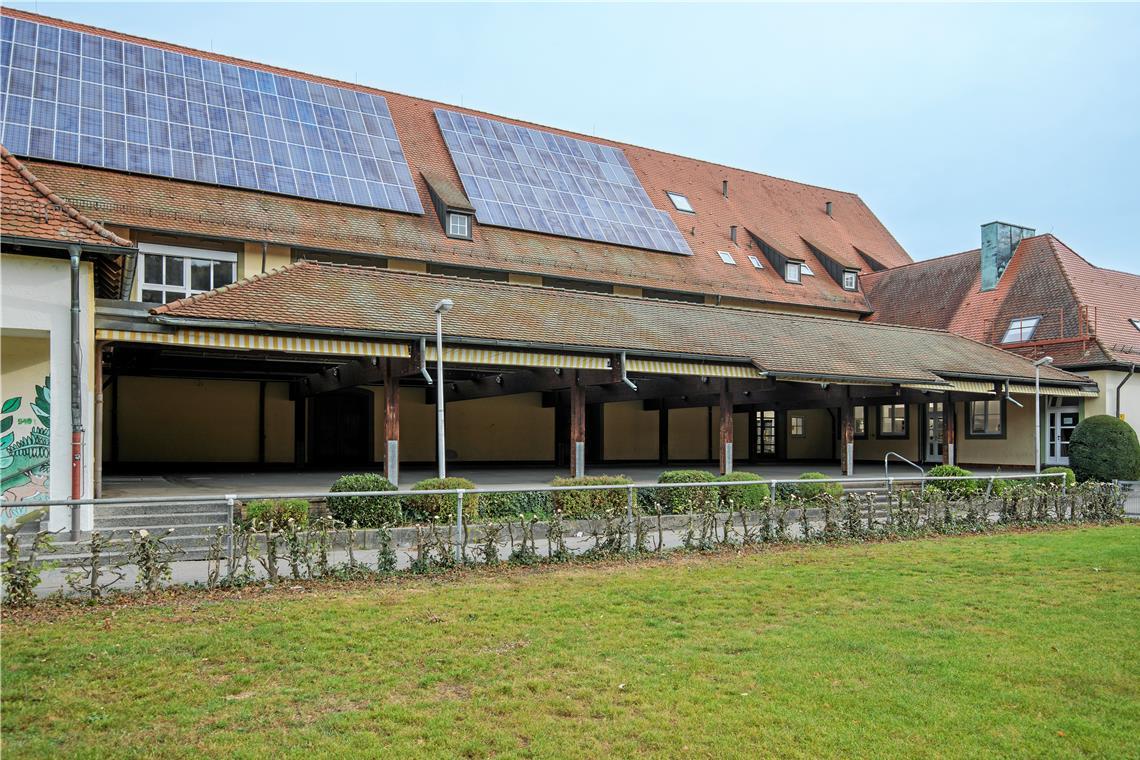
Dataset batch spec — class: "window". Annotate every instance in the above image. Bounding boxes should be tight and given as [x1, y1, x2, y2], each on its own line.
[801, 262, 815, 276]
[790, 414, 805, 437]
[785, 262, 802, 283]
[1131, 318, 1140, 331]
[854, 406, 867, 439]
[1001, 316, 1041, 344]
[967, 398, 1005, 437]
[139, 243, 236, 304]
[747, 255, 764, 269]
[878, 403, 908, 437]
[842, 270, 858, 291]
[666, 191, 694, 213]
[446, 211, 472, 240]
[717, 250, 736, 265]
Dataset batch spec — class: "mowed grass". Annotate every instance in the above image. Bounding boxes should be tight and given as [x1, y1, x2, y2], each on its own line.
[3, 526, 1139, 759]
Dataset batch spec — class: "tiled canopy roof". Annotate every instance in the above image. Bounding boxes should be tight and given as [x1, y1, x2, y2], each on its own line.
[3, 8, 911, 315]
[862, 234, 1140, 368]
[152, 261, 1089, 387]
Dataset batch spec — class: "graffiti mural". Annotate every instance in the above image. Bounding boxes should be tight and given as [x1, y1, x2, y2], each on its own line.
[1, 377, 51, 525]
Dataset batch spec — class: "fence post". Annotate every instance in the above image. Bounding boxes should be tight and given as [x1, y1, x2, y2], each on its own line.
[770, 480, 777, 506]
[626, 485, 635, 550]
[225, 494, 236, 567]
[455, 490, 464, 564]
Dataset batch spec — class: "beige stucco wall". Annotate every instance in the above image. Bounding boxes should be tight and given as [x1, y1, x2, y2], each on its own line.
[668, 407, 710, 460]
[604, 401, 657, 460]
[1083, 370, 1140, 442]
[785, 408, 833, 460]
[445, 392, 554, 462]
[240, 242, 291, 279]
[853, 403, 921, 463]
[953, 397, 1035, 467]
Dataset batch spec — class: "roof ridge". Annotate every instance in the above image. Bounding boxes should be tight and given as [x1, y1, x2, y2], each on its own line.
[0, 144, 133, 248]
[864, 247, 978, 278]
[150, 261, 308, 315]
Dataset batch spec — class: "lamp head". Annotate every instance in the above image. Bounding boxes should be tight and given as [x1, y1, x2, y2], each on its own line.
[1032, 356, 1054, 367]
[433, 298, 454, 315]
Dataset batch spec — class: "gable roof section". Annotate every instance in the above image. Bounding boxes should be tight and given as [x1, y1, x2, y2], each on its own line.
[151, 261, 1089, 388]
[2, 7, 909, 316]
[1049, 237, 1140, 365]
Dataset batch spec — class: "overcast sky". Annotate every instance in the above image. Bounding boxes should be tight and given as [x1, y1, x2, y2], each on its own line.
[12, 2, 1139, 271]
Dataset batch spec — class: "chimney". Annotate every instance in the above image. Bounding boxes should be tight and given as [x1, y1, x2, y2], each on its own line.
[722, 180, 729, 198]
[825, 201, 833, 217]
[729, 225, 738, 244]
[980, 221, 1035, 291]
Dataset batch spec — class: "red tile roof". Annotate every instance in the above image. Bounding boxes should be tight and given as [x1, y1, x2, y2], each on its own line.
[0, 145, 132, 248]
[862, 234, 1140, 368]
[2, 7, 911, 316]
[151, 260, 1090, 387]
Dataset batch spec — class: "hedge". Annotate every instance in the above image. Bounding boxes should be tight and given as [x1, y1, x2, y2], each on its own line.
[777, 472, 844, 502]
[655, 470, 718, 513]
[480, 490, 554, 520]
[925, 465, 978, 499]
[327, 473, 399, 527]
[406, 477, 479, 522]
[1069, 415, 1140, 482]
[716, 471, 770, 510]
[245, 498, 309, 528]
[549, 476, 632, 519]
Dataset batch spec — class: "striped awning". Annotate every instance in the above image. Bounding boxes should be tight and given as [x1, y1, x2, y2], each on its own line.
[424, 345, 610, 370]
[904, 380, 997, 394]
[626, 358, 765, 379]
[1008, 383, 1099, 398]
[95, 329, 410, 358]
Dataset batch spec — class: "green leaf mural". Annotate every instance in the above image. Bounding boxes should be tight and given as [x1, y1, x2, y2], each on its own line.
[2, 396, 21, 414]
[1, 376, 51, 517]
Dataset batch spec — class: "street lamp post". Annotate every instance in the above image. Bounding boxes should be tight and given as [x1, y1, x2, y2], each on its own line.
[1033, 356, 1054, 473]
[433, 299, 454, 479]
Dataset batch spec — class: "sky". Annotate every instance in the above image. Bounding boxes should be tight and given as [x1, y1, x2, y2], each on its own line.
[8, 1, 1140, 271]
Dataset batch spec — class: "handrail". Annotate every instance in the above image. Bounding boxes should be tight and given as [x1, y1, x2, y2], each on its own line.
[885, 452, 925, 493]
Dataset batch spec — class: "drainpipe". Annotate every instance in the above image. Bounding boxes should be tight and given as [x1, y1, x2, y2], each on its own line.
[69, 245, 84, 540]
[1116, 363, 1136, 418]
[619, 351, 637, 391]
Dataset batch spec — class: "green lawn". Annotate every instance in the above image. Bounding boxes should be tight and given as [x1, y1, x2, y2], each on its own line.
[3, 526, 1138, 759]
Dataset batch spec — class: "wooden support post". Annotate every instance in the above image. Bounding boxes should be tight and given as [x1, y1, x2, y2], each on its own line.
[93, 342, 106, 498]
[719, 380, 733, 475]
[943, 393, 956, 466]
[570, 376, 586, 478]
[840, 401, 855, 477]
[658, 406, 669, 465]
[384, 359, 400, 485]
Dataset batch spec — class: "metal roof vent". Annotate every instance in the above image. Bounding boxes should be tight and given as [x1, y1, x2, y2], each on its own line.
[825, 201, 833, 217]
[729, 225, 738, 244]
[722, 180, 729, 198]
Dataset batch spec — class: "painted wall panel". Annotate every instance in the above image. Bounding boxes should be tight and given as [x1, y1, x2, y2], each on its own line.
[604, 401, 657, 461]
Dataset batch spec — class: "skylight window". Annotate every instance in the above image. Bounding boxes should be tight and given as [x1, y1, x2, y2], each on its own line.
[747, 255, 764, 269]
[801, 262, 815, 276]
[666, 192, 694, 213]
[1001, 316, 1042, 344]
[1132, 318, 1140, 331]
[785, 262, 802, 283]
[717, 251, 737, 265]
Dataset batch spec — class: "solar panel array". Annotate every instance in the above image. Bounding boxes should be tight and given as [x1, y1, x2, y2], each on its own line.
[0, 16, 423, 213]
[435, 109, 691, 255]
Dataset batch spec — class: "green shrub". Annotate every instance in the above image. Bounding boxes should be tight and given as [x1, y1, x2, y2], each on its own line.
[1042, 466, 1077, 488]
[777, 472, 843, 501]
[245, 498, 309, 527]
[406, 477, 479, 522]
[716, 471, 770, 510]
[1069, 415, 1140, 482]
[656, 470, 718, 513]
[480, 490, 554, 520]
[925, 465, 978, 499]
[327, 473, 399, 527]
[550, 476, 632, 519]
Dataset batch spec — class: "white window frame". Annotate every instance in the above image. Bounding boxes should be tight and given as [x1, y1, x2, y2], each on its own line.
[138, 243, 237, 305]
[717, 250, 736, 265]
[666, 191, 694, 213]
[801, 262, 815, 276]
[446, 211, 472, 239]
[790, 414, 806, 437]
[1001, 316, 1042, 344]
[842, 270, 858, 291]
[747, 255, 764, 269]
[785, 262, 802, 283]
[968, 398, 1004, 436]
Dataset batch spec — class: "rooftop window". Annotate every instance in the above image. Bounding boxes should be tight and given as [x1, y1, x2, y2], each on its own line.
[842, 270, 858, 291]
[801, 262, 815, 276]
[446, 211, 472, 240]
[1001, 316, 1041, 344]
[747, 255, 764, 269]
[784, 261, 802, 284]
[1132, 318, 1140, 331]
[717, 250, 737, 265]
[666, 191, 694, 213]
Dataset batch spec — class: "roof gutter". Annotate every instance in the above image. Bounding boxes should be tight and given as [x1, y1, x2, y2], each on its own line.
[0, 234, 136, 258]
[936, 370, 1091, 389]
[766, 370, 937, 386]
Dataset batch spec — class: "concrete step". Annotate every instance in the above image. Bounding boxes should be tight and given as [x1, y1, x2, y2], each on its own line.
[94, 513, 229, 529]
[92, 502, 230, 517]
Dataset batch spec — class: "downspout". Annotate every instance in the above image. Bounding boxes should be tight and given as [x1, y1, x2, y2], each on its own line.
[69, 245, 84, 540]
[619, 351, 637, 391]
[419, 338, 432, 385]
[1117, 364, 1136, 418]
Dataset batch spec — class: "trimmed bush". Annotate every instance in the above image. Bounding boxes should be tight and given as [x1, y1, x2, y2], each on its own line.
[716, 471, 770, 510]
[406, 477, 479, 522]
[1042, 466, 1077, 488]
[550, 476, 632, 519]
[1069, 415, 1140, 482]
[791, 472, 844, 500]
[480, 490, 554, 520]
[925, 465, 978, 499]
[656, 470, 718, 513]
[245, 498, 309, 527]
[327, 473, 399, 527]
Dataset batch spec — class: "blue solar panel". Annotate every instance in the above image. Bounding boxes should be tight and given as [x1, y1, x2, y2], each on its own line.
[435, 109, 691, 255]
[0, 16, 423, 214]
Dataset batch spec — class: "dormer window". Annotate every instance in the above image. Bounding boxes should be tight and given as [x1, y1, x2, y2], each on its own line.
[717, 250, 736, 265]
[747, 255, 764, 269]
[842, 270, 858, 291]
[666, 191, 694, 213]
[447, 211, 472, 240]
[1001, 316, 1041, 344]
[785, 262, 802, 283]
[801, 262, 815, 276]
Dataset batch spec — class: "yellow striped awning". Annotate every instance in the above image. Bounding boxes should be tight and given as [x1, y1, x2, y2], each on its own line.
[423, 345, 610, 370]
[626, 358, 765, 379]
[95, 329, 410, 358]
[903, 380, 997, 394]
[1008, 383, 1100, 398]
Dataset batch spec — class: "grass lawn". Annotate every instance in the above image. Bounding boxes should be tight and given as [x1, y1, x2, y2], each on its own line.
[3, 525, 1138, 759]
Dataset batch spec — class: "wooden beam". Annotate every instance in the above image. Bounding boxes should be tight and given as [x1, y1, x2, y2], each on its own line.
[719, 380, 733, 474]
[384, 360, 400, 484]
[570, 376, 586, 477]
[446, 368, 614, 402]
[943, 392, 956, 466]
[839, 400, 855, 476]
[298, 357, 420, 397]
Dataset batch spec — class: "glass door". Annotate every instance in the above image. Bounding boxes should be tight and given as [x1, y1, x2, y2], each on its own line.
[756, 410, 778, 459]
[925, 402, 944, 463]
[1046, 400, 1079, 465]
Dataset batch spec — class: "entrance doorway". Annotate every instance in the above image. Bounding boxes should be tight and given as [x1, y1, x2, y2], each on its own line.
[755, 410, 778, 459]
[924, 402, 944, 463]
[308, 389, 373, 466]
[1046, 399, 1079, 466]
